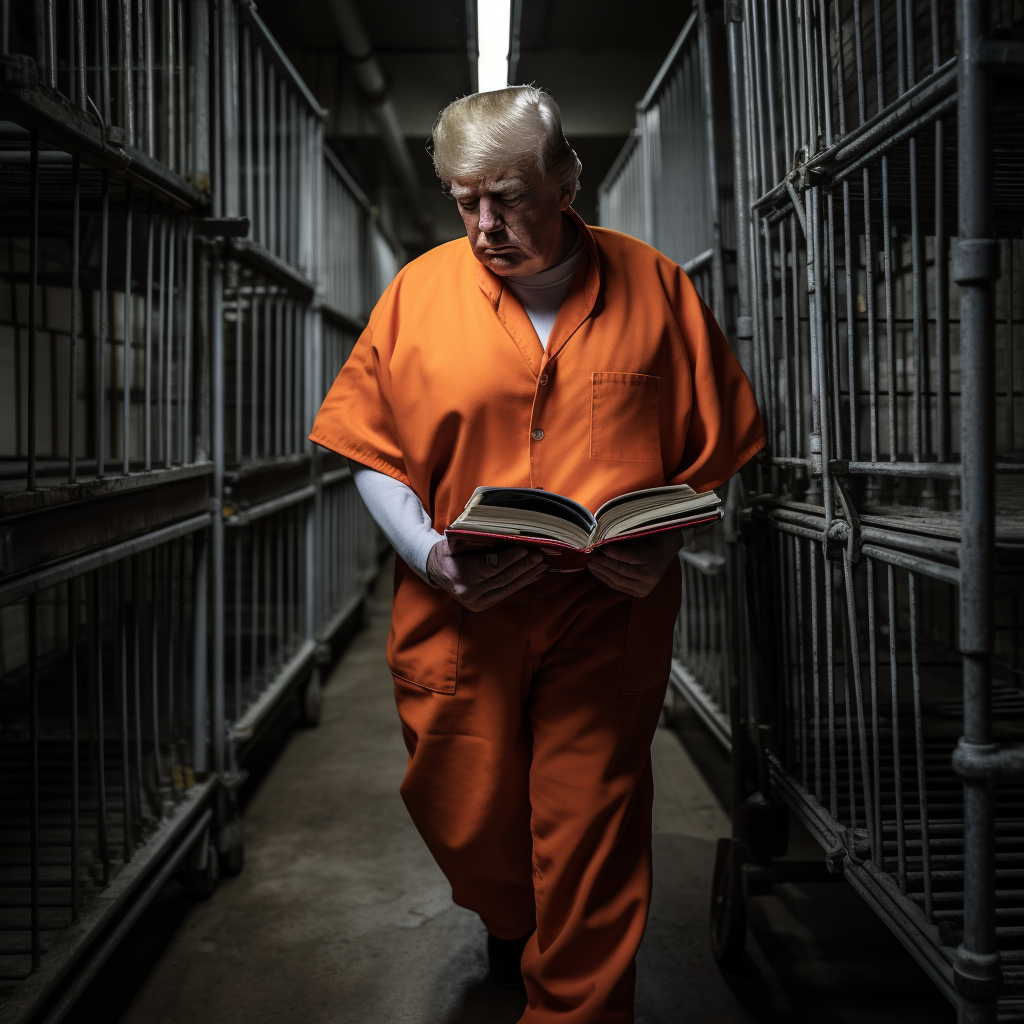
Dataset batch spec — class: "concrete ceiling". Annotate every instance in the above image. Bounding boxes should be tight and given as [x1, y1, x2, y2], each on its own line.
[254, 0, 692, 249]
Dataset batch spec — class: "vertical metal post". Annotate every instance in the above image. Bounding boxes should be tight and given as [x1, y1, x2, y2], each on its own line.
[121, 0, 134, 144]
[98, 171, 110, 478]
[697, 0, 726, 327]
[192, 529, 209, 773]
[192, 0, 210, 189]
[69, 579, 80, 920]
[123, 182, 134, 475]
[27, 131, 38, 490]
[211, 258, 226, 778]
[100, 0, 111, 126]
[70, 154, 81, 482]
[220, 0, 239, 218]
[952, 0, 999, 1019]
[28, 593, 40, 969]
[725, 0, 754, 379]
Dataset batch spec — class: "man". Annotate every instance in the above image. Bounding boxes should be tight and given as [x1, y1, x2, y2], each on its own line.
[310, 85, 764, 1023]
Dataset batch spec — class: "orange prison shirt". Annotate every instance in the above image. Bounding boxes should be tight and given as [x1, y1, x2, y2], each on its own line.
[310, 210, 765, 686]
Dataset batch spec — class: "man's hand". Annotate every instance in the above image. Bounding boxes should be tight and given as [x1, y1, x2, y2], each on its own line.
[426, 540, 548, 611]
[586, 529, 684, 598]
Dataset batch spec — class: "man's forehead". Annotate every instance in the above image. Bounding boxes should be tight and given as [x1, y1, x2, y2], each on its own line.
[450, 173, 530, 197]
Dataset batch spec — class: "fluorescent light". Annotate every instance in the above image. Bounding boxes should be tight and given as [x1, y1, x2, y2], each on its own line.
[477, 0, 511, 92]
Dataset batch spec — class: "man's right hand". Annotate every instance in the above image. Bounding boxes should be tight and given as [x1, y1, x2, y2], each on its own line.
[426, 540, 547, 611]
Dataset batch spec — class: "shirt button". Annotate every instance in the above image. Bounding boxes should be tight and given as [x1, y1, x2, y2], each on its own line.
[532, 428, 544, 441]
[539, 374, 549, 386]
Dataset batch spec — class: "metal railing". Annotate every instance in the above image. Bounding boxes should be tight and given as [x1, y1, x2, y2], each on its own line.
[601, 1, 1024, 1019]
[597, 6, 736, 333]
[0, 3, 399, 1020]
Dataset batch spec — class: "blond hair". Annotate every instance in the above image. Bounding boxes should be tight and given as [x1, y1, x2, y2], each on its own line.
[431, 86, 582, 198]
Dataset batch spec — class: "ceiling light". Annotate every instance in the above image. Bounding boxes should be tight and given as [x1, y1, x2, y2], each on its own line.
[477, 0, 511, 92]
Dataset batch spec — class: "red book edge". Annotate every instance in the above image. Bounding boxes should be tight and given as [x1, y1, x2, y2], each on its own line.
[444, 508, 723, 564]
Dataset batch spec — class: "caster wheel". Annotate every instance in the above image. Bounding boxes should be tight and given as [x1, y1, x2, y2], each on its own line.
[300, 670, 322, 728]
[188, 829, 221, 899]
[710, 837, 747, 968]
[217, 813, 244, 877]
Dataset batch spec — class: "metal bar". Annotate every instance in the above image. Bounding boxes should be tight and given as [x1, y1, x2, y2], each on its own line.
[165, 218, 177, 468]
[98, 170, 110, 478]
[28, 591, 40, 969]
[123, 182, 134, 475]
[236, 1, 327, 119]
[27, 130, 38, 491]
[192, 529, 208, 774]
[92, 571, 110, 884]
[182, 222, 193, 464]
[843, 551, 877, 858]
[0, 513, 212, 605]
[211, 260, 225, 778]
[810, 540, 822, 802]
[908, 572, 933, 922]
[121, 0, 134, 145]
[118, 560, 133, 861]
[69, 576, 80, 920]
[69, 154, 80, 483]
[954, 0, 1000, 1014]
[101, 0, 111, 125]
[144, 206, 155, 471]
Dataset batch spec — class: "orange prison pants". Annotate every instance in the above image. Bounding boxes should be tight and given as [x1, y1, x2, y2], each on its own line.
[393, 560, 681, 1023]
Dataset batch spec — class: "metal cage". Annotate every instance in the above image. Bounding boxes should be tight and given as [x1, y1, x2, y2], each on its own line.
[0, 3, 400, 1020]
[600, 1, 1024, 1019]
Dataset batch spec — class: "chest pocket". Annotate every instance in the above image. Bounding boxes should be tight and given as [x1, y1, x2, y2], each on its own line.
[590, 372, 661, 462]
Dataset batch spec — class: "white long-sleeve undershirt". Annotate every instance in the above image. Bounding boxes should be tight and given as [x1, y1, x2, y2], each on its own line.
[351, 234, 586, 575]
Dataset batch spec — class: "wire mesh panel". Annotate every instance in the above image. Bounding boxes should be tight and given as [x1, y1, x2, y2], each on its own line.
[0, 1, 398, 1015]
[316, 470, 379, 638]
[224, 501, 313, 732]
[230, 3, 323, 277]
[0, 525, 210, 988]
[598, 6, 735, 326]
[223, 266, 309, 465]
[733, 0, 1024, 1014]
[0, 138, 200, 491]
[6, 0, 200, 174]
[322, 148, 369, 322]
[671, 546, 734, 746]
[603, 0, 1024, 1016]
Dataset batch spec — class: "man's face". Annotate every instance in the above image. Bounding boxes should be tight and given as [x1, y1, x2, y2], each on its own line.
[452, 170, 573, 277]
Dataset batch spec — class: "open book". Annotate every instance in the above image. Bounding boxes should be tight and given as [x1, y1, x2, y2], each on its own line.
[445, 484, 721, 559]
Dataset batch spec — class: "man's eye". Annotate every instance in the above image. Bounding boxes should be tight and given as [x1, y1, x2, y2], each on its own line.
[501, 194, 523, 207]
[457, 198, 479, 210]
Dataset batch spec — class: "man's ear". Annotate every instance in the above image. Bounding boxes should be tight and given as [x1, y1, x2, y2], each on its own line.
[558, 188, 573, 212]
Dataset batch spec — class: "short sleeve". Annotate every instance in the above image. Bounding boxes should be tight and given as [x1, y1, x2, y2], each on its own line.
[308, 289, 411, 487]
[668, 287, 765, 493]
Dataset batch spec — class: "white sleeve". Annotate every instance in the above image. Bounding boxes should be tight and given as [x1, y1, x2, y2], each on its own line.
[349, 461, 442, 579]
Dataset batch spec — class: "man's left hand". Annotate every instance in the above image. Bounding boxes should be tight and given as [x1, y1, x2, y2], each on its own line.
[586, 529, 684, 598]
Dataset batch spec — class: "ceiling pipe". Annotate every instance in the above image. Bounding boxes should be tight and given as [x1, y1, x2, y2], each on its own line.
[326, 0, 436, 241]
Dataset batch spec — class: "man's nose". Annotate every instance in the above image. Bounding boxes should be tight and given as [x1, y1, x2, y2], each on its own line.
[478, 198, 503, 233]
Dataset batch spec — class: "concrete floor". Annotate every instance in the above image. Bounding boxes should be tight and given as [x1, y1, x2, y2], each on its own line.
[118, 568, 752, 1024]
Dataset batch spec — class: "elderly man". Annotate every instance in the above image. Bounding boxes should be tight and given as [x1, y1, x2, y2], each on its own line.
[310, 86, 763, 1022]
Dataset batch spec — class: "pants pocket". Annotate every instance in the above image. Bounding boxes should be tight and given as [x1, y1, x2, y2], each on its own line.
[623, 557, 681, 693]
[590, 371, 661, 462]
[386, 562, 463, 694]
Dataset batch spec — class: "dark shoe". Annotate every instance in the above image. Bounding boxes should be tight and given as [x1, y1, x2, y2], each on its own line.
[487, 931, 531, 989]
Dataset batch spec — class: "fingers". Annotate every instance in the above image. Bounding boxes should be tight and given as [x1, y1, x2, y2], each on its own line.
[471, 561, 549, 610]
[587, 552, 648, 581]
[477, 550, 545, 593]
[451, 545, 537, 582]
[587, 560, 653, 597]
[594, 541, 648, 564]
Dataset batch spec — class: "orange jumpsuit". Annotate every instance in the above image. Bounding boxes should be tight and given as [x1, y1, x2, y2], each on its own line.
[310, 210, 764, 1022]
